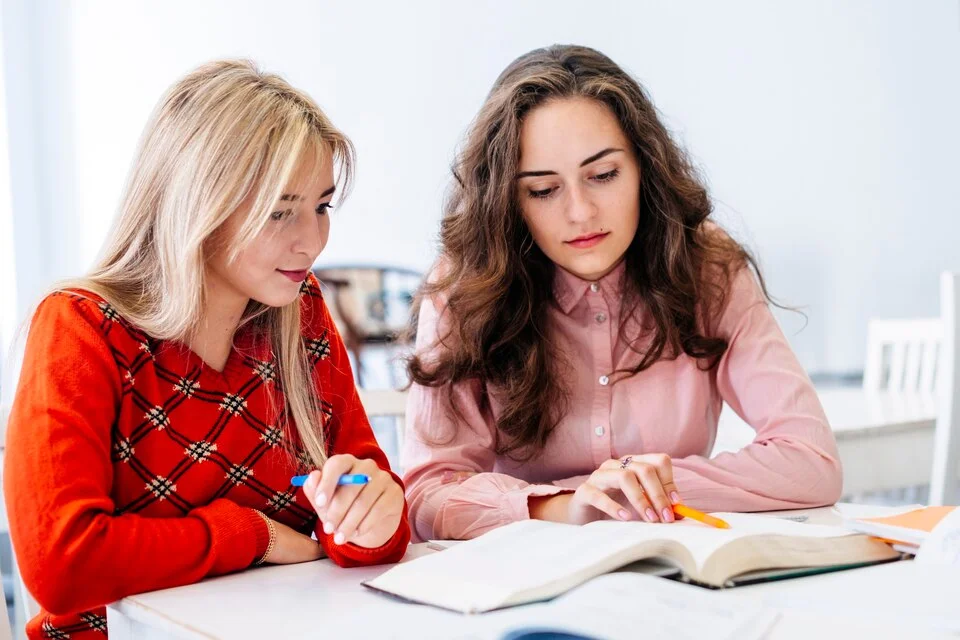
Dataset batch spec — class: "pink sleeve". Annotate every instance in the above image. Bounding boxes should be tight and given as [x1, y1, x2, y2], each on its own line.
[671, 266, 843, 511]
[401, 294, 568, 542]
[550, 476, 589, 490]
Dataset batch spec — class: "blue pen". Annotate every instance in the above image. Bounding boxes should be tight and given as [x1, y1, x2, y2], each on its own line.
[290, 473, 369, 487]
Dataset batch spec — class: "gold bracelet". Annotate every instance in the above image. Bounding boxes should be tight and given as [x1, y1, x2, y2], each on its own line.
[254, 511, 276, 566]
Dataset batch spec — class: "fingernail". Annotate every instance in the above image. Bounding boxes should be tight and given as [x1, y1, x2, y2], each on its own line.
[662, 507, 674, 523]
[333, 532, 345, 545]
[645, 508, 658, 522]
[670, 491, 681, 504]
[314, 492, 326, 507]
[323, 521, 333, 534]
[617, 509, 630, 521]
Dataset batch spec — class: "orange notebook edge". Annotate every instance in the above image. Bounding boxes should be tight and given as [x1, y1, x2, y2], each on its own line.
[860, 505, 956, 533]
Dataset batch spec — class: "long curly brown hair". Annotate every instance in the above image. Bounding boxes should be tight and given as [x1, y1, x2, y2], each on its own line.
[408, 44, 772, 460]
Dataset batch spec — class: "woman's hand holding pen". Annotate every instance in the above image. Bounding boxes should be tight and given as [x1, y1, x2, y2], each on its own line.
[302, 454, 405, 549]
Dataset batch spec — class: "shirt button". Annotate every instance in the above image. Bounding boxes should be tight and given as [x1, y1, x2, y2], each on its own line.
[590, 283, 600, 293]
[599, 375, 610, 386]
[595, 312, 606, 323]
[594, 425, 605, 437]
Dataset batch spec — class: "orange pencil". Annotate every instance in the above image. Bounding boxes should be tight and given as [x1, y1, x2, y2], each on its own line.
[673, 504, 730, 529]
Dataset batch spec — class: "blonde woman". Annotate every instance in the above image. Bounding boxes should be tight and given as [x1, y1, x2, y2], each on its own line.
[4, 60, 409, 639]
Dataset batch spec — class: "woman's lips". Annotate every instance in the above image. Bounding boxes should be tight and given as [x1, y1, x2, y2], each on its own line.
[565, 232, 609, 249]
[278, 269, 309, 282]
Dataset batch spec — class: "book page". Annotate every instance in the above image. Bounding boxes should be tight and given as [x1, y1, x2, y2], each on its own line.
[367, 514, 855, 613]
[477, 573, 778, 640]
[368, 520, 653, 612]
[585, 512, 853, 569]
[708, 513, 854, 537]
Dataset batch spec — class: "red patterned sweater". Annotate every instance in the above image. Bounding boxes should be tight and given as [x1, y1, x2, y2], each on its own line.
[4, 275, 410, 639]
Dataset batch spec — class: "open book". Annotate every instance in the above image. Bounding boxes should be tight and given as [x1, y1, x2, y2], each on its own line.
[365, 513, 899, 614]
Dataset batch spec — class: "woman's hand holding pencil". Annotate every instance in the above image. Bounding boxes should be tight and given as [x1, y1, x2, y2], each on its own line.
[528, 452, 731, 529]
[531, 453, 681, 525]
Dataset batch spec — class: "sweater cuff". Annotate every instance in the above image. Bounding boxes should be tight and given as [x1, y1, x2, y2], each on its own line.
[323, 507, 412, 567]
[249, 510, 273, 565]
[192, 500, 270, 575]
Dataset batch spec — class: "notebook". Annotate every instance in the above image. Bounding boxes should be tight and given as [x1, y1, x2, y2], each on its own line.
[364, 514, 899, 613]
[844, 506, 957, 550]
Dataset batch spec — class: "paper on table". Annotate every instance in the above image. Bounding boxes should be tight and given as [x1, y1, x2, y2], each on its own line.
[916, 508, 960, 566]
[480, 573, 778, 640]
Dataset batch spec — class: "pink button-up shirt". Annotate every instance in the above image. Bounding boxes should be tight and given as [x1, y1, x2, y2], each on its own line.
[401, 262, 842, 541]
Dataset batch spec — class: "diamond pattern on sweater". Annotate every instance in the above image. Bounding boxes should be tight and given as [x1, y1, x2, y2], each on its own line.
[29, 276, 352, 640]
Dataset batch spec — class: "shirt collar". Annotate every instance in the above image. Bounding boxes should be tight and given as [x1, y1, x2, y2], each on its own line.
[552, 260, 626, 315]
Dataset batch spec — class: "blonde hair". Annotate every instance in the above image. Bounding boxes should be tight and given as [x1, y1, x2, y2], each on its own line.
[59, 59, 354, 466]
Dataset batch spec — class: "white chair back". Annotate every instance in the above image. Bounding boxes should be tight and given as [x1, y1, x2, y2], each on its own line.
[858, 272, 960, 505]
[863, 318, 943, 392]
[930, 272, 960, 505]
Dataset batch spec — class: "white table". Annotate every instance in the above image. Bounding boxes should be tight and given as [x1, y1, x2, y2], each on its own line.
[106, 506, 959, 640]
[714, 388, 939, 495]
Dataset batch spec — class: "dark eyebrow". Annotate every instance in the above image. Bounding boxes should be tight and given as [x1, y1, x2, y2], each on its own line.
[515, 147, 624, 179]
[579, 147, 623, 167]
[320, 185, 336, 199]
[515, 169, 557, 179]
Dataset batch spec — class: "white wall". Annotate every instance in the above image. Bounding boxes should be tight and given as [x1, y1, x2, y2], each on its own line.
[0, 3, 18, 402]
[4, 0, 960, 375]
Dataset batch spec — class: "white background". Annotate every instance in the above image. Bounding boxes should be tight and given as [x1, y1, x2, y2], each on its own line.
[3, 0, 960, 379]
